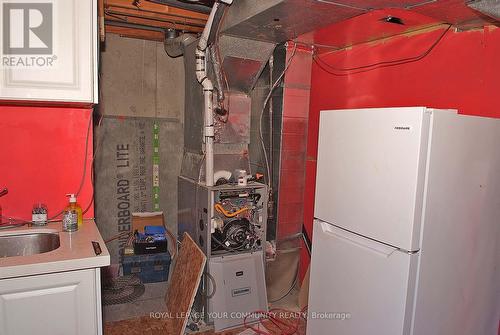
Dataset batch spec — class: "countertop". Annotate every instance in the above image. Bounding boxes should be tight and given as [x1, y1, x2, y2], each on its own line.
[0, 219, 110, 279]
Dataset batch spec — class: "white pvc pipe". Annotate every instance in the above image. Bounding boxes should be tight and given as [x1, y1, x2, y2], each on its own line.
[195, 0, 233, 186]
[204, 79, 215, 187]
[196, 3, 218, 186]
[195, 47, 214, 186]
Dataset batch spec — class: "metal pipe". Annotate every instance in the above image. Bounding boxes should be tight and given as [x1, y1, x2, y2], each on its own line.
[148, 0, 213, 14]
[164, 32, 197, 58]
[104, 20, 166, 33]
[268, 55, 274, 190]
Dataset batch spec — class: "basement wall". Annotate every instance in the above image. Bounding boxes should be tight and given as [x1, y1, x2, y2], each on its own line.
[0, 107, 94, 221]
[302, 25, 500, 277]
[95, 34, 185, 265]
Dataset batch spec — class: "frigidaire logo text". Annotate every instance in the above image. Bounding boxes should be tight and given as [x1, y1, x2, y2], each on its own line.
[1, 1, 56, 67]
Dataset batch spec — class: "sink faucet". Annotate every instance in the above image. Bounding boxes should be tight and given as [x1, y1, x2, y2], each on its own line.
[0, 188, 27, 229]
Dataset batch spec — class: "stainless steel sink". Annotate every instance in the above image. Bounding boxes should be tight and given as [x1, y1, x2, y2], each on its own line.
[0, 231, 60, 258]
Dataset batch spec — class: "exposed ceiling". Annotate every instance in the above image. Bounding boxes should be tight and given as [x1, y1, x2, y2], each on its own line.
[101, 0, 498, 47]
[221, 0, 497, 50]
[148, 0, 215, 13]
[101, 0, 208, 41]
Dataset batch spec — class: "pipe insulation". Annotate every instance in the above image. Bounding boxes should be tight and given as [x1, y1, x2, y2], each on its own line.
[210, 46, 225, 103]
[195, 0, 233, 187]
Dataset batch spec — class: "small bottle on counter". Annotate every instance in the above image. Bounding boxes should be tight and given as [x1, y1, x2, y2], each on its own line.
[32, 203, 48, 226]
[62, 194, 82, 232]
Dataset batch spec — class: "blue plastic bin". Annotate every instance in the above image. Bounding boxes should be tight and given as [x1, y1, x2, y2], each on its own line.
[122, 252, 171, 283]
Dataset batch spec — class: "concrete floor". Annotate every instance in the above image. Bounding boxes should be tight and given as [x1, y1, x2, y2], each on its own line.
[103, 245, 303, 331]
[269, 285, 301, 311]
[103, 282, 168, 323]
[103, 280, 302, 332]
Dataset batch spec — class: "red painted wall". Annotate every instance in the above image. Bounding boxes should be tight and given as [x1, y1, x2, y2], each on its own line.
[303, 25, 500, 268]
[0, 106, 94, 222]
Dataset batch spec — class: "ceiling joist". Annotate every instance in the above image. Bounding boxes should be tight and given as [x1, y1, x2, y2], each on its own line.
[105, 24, 166, 41]
[101, 0, 208, 41]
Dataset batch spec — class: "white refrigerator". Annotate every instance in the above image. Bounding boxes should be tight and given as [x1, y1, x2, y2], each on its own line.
[307, 107, 500, 335]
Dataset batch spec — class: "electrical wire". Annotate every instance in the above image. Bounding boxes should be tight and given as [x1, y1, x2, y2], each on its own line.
[214, 203, 250, 217]
[202, 271, 217, 299]
[1, 111, 95, 224]
[82, 167, 95, 215]
[164, 226, 178, 259]
[213, 4, 230, 112]
[313, 24, 452, 76]
[0, 217, 31, 230]
[49, 111, 93, 220]
[259, 41, 298, 188]
[62, 111, 102, 219]
[77, 110, 92, 198]
[267, 244, 301, 304]
[268, 267, 299, 304]
[104, 231, 132, 244]
[211, 234, 247, 252]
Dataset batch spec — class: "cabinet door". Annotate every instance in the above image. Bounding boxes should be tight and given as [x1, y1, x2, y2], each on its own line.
[0, 0, 97, 103]
[0, 269, 99, 335]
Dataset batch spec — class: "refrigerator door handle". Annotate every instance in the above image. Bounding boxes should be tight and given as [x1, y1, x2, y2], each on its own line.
[319, 220, 398, 258]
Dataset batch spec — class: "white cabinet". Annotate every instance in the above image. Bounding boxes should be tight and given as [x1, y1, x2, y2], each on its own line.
[0, 0, 98, 103]
[0, 268, 103, 335]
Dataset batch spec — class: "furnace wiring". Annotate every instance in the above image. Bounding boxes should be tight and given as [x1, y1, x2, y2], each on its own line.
[259, 41, 298, 188]
[0, 110, 96, 228]
[51, 110, 99, 221]
[312, 24, 452, 76]
[268, 269, 299, 304]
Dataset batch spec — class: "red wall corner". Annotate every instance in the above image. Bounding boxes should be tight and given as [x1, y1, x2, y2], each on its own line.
[300, 25, 500, 276]
[0, 106, 94, 222]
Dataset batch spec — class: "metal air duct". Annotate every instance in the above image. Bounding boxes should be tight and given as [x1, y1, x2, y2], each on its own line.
[467, 0, 500, 21]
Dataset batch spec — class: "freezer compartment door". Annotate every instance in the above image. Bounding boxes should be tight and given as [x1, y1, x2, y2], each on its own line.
[315, 107, 433, 250]
[307, 220, 417, 335]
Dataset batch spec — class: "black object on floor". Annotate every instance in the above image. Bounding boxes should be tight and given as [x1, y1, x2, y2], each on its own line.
[102, 275, 145, 305]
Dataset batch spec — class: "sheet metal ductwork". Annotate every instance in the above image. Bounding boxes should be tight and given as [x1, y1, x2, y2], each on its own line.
[218, 0, 498, 45]
[220, 0, 366, 43]
[467, 0, 500, 21]
[216, 0, 364, 93]
[164, 31, 197, 58]
[180, 37, 253, 183]
[217, 35, 275, 93]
